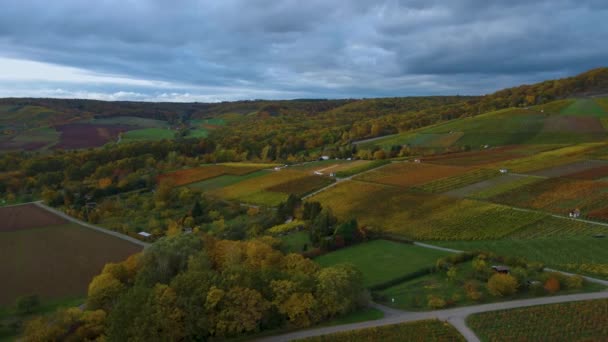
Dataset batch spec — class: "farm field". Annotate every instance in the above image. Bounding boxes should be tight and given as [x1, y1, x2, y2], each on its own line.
[0, 203, 67, 232]
[211, 169, 332, 206]
[159, 163, 273, 186]
[90, 116, 168, 128]
[354, 162, 470, 188]
[559, 98, 607, 116]
[295, 319, 465, 342]
[468, 299, 608, 342]
[466, 175, 544, 200]
[315, 240, 451, 288]
[0, 205, 142, 306]
[309, 181, 547, 240]
[55, 123, 132, 149]
[495, 143, 606, 173]
[188, 170, 270, 191]
[415, 168, 500, 194]
[121, 127, 175, 142]
[529, 159, 608, 178]
[488, 177, 608, 215]
[444, 174, 534, 198]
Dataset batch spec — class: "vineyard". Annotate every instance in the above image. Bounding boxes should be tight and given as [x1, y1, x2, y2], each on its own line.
[507, 215, 608, 239]
[450, 174, 542, 199]
[468, 299, 608, 341]
[354, 162, 470, 188]
[565, 164, 608, 180]
[309, 181, 549, 240]
[211, 169, 330, 206]
[529, 160, 608, 178]
[489, 178, 608, 215]
[423, 145, 534, 167]
[295, 319, 464, 342]
[266, 175, 334, 197]
[415, 169, 500, 194]
[158, 163, 273, 186]
[496, 143, 605, 173]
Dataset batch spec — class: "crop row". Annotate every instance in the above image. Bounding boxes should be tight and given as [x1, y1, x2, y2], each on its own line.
[468, 299, 608, 341]
[296, 319, 464, 342]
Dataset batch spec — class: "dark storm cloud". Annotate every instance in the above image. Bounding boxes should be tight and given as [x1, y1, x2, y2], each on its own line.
[0, 0, 606, 101]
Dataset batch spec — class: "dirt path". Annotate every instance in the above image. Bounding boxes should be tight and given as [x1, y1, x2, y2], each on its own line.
[302, 161, 394, 200]
[352, 134, 399, 145]
[33, 201, 150, 248]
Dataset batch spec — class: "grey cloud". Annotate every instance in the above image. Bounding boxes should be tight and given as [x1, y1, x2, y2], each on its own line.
[0, 0, 606, 100]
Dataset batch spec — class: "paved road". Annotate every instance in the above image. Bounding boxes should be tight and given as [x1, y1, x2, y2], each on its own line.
[33, 201, 150, 248]
[257, 291, 608, 342]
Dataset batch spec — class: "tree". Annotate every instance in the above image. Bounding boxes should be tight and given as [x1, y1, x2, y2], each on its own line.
[87, 273, 125, 310]
[334, 218, 359, 245]
[315, 264, 365, 318]
[487, 273, 518, 297]
[302, 201, 322, 220]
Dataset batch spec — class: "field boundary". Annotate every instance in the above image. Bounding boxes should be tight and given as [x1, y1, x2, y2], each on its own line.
[33, 202, 150, 248]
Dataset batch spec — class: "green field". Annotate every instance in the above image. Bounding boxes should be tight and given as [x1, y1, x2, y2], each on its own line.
[560, 99, 607, 116]
[280, 231, 312, 253]
[121, 128, 175, 142]
[295, 319, 465, 342]
[468, 299, 608, 341]
[315, 240, 451, 288]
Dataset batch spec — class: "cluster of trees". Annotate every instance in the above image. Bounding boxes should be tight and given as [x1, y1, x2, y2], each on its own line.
[274, 195, 366, 253]
[424, 252, 585, 309]
[23, 234, 368, 340]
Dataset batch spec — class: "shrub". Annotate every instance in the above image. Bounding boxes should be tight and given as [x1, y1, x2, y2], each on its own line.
[544, 277, 561, 294]
[487, 274, 519, 297]
[427, 295, 447, 309]
[565, 275, 584, 289]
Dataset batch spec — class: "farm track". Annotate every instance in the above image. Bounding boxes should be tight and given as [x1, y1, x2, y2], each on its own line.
[302, 161, 395, 200]
[33, 202, 150, 248]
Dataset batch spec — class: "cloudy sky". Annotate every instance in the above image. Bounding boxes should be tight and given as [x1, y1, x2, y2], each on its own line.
[0, 0, 606, 102]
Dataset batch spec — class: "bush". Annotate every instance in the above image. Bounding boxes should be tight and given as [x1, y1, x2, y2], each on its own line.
[544, 277, 561, 294]
[15, 295, 40, 315]
[565, 275, 584, 289]
[427, 295, 446, 309]
[487, 274, 519, 297]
